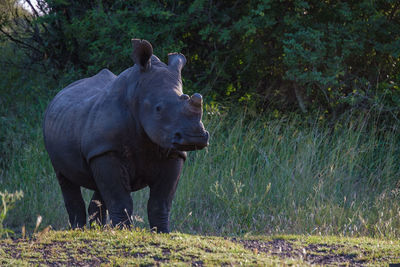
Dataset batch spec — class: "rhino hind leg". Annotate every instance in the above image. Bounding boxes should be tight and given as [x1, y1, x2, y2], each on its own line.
[56, 172, 87, 229]
[90, 153, 133, 228]
[88, 191, 107, 227]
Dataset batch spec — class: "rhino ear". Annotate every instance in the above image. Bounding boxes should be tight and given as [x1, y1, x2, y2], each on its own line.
[131, 39, 153, 72]
[168, 53, 186, 74]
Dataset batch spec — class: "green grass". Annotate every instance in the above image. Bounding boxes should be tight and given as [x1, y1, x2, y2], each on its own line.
[1, 46, 400, 239]
[1, 229, 399, 266]
[173, 111, 400, 237]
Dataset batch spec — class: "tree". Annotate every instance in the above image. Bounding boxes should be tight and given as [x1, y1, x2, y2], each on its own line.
[1, 0, 399, 116]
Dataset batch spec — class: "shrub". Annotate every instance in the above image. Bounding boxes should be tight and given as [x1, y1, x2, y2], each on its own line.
[2, 0, 399, 116]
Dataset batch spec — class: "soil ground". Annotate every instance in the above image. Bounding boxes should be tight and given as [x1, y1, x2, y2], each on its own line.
[0, 229, 399, 266]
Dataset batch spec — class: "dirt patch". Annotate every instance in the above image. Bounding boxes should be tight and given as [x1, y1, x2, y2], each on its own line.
[234, 238, 366, 266]
[0, 238, 206, 266]
[3, 234, 393, 266]
[0, 239, 108, 266]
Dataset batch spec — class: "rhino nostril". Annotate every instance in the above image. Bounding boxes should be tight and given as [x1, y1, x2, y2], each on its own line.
[180, 94, 190, 100]
[174, 132, 182, 140]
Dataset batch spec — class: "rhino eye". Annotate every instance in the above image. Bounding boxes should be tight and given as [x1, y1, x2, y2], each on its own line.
[156, 106, 162, 112]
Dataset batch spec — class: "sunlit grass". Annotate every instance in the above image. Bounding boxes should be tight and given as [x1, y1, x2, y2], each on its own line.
[172, 111, 400, 237]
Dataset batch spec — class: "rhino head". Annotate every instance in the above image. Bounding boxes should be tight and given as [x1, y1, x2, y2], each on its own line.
[131, 39, 209, 151]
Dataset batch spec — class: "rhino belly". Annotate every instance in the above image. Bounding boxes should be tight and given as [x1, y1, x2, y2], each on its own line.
[46, 138, 96, 190]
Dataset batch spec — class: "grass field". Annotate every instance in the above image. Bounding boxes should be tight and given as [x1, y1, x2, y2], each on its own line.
[1, 56, 400, 240]
[1, 229, 400, 266]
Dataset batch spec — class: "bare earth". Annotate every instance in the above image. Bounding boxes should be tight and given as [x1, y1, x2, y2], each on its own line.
[0, 230, 399, 266]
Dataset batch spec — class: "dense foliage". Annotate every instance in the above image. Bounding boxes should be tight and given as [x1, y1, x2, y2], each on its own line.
[1, 0, 399, 116]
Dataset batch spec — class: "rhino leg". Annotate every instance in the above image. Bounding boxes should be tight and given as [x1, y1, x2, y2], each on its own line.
[88, 191, 107, 226]
[57, 172, 87, 229]
[90, 153, 133, 228]
[147, 157, 184, 233]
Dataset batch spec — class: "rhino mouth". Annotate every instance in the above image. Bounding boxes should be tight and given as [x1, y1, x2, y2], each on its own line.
[172, 143, 207, 151]
[172, 132, 209, 151]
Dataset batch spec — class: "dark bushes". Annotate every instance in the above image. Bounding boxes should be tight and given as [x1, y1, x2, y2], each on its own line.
[2, 0, 400, 116]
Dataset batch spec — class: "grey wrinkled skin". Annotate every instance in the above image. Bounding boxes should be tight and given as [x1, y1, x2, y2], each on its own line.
[43, 39, 209, 233]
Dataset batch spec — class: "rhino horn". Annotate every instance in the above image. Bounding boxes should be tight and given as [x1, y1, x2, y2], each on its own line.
[131, 39, 153, 72]
[168, 53, 186, 74]
[185, 93, 203, 114]
[190, 93, 202, 107]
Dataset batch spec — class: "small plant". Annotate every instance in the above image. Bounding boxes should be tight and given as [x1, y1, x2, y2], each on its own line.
[0, 190, 23, 237]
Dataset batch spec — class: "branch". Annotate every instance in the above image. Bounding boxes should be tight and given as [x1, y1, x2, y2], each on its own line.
[0, 27, 42, 54]
[24, 0, 51, 35]
[25, 0, 40, 18]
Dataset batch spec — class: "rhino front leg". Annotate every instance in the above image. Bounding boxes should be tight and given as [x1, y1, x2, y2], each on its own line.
[90, 153, 133, 228]
[56, 172, 87, 229]
[147, 157, 184, 233]
[88, 191, 107, 226]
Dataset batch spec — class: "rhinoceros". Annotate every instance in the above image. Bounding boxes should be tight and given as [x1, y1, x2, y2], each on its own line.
[43, 39, 209, 233]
